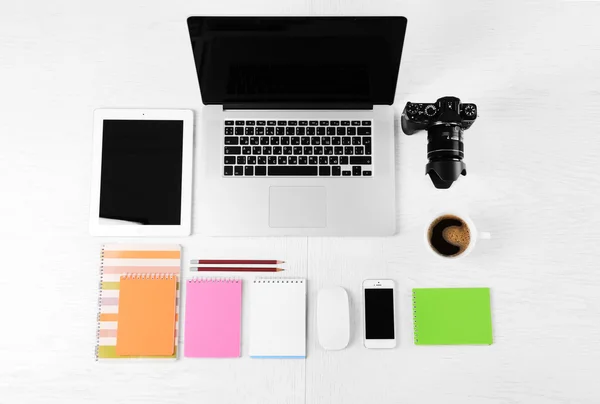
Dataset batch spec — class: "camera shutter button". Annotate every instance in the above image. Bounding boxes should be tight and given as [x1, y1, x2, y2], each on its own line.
[425, 105, 437, 117]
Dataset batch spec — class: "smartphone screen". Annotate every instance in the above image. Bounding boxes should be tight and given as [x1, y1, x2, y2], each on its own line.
[365, 288, 395, 339]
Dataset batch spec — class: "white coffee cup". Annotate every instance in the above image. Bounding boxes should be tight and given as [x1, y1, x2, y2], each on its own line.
[425, 212, 491, 259]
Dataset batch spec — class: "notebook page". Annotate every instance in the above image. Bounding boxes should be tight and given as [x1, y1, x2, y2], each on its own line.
[116, 274, 177, 355]
[249, 279, 306, 358]
[413, 287, 493, 345]
[184, 279, 242, 358]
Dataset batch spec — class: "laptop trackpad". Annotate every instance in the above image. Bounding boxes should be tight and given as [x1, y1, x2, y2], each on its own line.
[269, 187, 327, 228]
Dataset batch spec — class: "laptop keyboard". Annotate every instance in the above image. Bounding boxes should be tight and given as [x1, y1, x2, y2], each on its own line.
[223, 120, 373, 177]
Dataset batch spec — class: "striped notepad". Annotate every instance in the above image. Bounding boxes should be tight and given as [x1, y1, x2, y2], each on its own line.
[95, 244, 181, 360]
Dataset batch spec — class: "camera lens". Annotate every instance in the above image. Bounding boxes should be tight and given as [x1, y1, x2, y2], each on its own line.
[425, 124, 467, 189]
[427, 124, 463, 161]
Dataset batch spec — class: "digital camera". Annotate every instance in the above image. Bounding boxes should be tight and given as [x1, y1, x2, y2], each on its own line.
[401, 96, 478, 189]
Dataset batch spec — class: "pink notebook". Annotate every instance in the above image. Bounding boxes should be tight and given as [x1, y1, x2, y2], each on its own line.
[184, 278, 242, 358]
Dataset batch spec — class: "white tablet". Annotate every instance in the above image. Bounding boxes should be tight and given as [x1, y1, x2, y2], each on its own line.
[89, 109, 193, 236]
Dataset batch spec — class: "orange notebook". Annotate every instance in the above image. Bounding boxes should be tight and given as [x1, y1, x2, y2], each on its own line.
[116, 274, 177, 356]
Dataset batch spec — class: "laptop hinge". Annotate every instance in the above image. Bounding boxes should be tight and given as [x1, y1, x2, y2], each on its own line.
[223, 102, 374, 111]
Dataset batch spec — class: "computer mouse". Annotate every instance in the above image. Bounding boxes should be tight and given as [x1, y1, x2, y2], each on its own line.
[317, 286, 350, 350]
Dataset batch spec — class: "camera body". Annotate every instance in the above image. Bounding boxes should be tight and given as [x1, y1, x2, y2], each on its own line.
[401, 96, 478, 189]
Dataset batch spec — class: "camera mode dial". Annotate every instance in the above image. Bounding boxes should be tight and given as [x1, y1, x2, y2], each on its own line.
[406, 103, 419, 117]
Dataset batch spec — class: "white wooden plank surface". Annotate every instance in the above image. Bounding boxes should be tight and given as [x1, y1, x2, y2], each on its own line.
[1, 0, 600, 403]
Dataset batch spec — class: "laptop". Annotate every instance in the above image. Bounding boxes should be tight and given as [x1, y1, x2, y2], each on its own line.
[187, 16, 408, 236]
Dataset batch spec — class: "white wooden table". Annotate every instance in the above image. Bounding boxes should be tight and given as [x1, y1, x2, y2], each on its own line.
[1, 1, 600, 403]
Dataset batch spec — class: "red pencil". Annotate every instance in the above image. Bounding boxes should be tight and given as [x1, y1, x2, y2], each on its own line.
[190, 259, 284, 265]
[190, 266, 284, 272]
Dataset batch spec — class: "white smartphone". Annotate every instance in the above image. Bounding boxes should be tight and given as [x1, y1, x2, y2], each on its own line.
[363, 279, 396, 349]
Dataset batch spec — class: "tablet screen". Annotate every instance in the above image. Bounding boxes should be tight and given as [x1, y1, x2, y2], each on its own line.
[99, 120, 183, 225]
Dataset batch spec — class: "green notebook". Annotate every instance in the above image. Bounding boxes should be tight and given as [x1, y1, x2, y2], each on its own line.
[412, 288, 493, 345]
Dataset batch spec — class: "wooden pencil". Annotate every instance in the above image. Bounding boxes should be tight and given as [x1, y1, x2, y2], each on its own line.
[190, 259, 284, 265]
[190, 266, 284, 272]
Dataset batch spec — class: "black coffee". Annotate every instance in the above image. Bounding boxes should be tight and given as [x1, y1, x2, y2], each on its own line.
[427, 214, 471, 257]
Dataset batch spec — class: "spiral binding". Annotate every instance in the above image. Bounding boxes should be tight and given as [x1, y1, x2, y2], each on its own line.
[94, 245, 105, 361]
[120, 273, 177, 280]
[187, 277, 240, 283]
[412, 290, 418, 344]
[253, 278, 304, 284]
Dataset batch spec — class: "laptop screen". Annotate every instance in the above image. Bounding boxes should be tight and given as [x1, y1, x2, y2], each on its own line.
[187, 17, 407, 106]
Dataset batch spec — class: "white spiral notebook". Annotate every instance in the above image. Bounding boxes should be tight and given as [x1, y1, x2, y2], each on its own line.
[249, 278, 306, 359]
